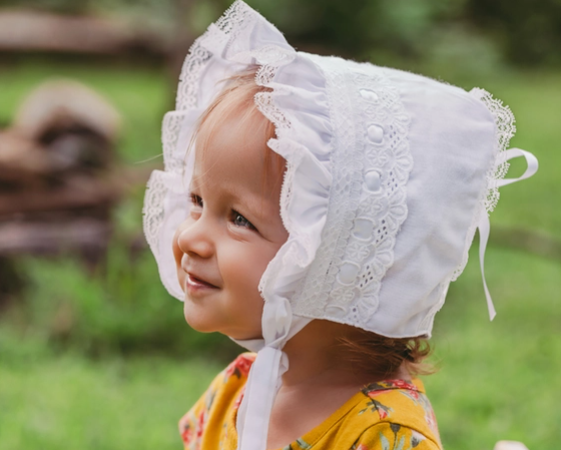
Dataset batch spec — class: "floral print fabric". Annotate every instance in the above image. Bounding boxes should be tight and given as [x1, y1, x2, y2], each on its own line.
[179, 354, 442, 450]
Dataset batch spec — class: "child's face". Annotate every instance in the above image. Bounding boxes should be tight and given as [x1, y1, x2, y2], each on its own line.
[172, 112, 287, 340]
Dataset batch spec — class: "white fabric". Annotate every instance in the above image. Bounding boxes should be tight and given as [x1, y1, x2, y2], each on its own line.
[142, 2, 539, 450]
[236, 346, 285, 450]
[494, 441, 530, 450]
[477, 148, 539, 320]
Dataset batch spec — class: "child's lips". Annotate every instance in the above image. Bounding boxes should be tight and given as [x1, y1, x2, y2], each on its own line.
[186, 273, 219, 291]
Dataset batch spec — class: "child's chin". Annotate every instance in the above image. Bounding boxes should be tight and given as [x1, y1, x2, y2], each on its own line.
[182, 308, 213, 333]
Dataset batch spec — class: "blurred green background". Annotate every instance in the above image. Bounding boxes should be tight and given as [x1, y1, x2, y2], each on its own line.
[0, 1, 560, 449]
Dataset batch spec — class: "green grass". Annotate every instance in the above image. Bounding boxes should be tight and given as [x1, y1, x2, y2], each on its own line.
[427, 246, 561, 450]
[0, 339, 223, 450]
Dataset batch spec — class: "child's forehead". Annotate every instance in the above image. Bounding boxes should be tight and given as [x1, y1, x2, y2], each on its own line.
[193, 90, 282, 175]
[190, 110, 284, 207]
[195, 111, 267, 173]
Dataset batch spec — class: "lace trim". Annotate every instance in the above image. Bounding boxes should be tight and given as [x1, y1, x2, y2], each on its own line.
[175, 1, 252, 113]
[253, 45, 296, 139]
[263, 138, 309, 264]
[145, 1, 255, 265]
[251, 48, 307, 295]
[475, 88, 515, 213]
[254, 91, 291, 137]
[291, 58, 413, 330]
[162, 113, 185, 173]
[143, 170, 167, 255]
[450, 87, 516, 281]
[214, 0, 251, 36]
[176, 43, 212, 112]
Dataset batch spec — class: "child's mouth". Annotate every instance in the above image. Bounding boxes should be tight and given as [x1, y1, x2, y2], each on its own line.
[186, 273, 218, 290]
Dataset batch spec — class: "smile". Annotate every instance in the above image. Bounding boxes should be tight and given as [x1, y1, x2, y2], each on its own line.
[186, 273, 219, 293]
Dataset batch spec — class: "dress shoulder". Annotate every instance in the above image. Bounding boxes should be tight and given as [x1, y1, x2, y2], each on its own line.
[179, 353, 255, 449]
[285, 378, 441, 450]
[350, 421, 442, 450]
[350, 379, 442, 449]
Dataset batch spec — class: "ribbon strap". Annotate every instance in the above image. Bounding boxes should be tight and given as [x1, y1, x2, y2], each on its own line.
[234, 297, 311, 450]
[478, 148, 539, 320]
[236, 346, 286, 450]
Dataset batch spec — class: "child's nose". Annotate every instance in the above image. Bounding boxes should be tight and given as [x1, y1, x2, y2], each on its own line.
[173, 218, 214, 261]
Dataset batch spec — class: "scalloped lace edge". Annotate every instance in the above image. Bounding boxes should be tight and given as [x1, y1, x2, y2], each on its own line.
[451, 87, 515, 282]
[144, 1, 253, 262]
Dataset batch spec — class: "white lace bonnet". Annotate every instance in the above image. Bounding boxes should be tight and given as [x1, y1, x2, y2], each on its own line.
[143, 2, 538, 449]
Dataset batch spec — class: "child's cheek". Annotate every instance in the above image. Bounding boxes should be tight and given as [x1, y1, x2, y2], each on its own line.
[172, 221, 190, 291]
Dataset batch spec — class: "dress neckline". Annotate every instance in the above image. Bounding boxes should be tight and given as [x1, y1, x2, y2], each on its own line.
[228, 371, 425, 450]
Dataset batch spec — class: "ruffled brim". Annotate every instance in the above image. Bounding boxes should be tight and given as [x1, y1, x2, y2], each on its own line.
[143, 1, 334, 348]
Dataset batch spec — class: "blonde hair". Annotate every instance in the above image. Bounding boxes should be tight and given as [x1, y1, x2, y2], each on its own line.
[191, 68, 283, 183]
[339, 331, 435, 378]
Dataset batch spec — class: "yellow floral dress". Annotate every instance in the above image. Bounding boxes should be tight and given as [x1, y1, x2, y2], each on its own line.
[179, 354, 442, 450]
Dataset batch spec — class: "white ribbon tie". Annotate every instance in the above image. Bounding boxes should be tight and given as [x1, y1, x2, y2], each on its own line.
[478, 148, 539, 320]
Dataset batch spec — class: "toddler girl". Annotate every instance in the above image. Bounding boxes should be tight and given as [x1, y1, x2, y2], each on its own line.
[143, 2, 538, 450]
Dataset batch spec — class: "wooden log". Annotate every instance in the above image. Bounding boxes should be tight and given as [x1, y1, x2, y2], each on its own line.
[0, 164, 156, 216]
[0, 130, 52, 184]
[0, 218, 112, 256]
[0, 174, 120, 218]
[0, 10, 167, 55]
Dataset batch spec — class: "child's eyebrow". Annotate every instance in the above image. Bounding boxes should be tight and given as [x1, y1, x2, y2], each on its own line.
[229, 188, 278, 224]
[189, 176, 278, 224]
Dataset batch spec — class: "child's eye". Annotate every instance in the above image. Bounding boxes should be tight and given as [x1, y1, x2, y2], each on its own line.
[190, 194, 203, 207]
[232, 211, 255, 230]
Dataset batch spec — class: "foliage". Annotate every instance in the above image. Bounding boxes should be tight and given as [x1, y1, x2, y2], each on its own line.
[0, 343, 223, 449]
[246, 0, 465, 58]
[3, 238, 239, 359]
[2, 0, 561, 66]
[467, 0, 561, 66]
[0, 0, 175, 16]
